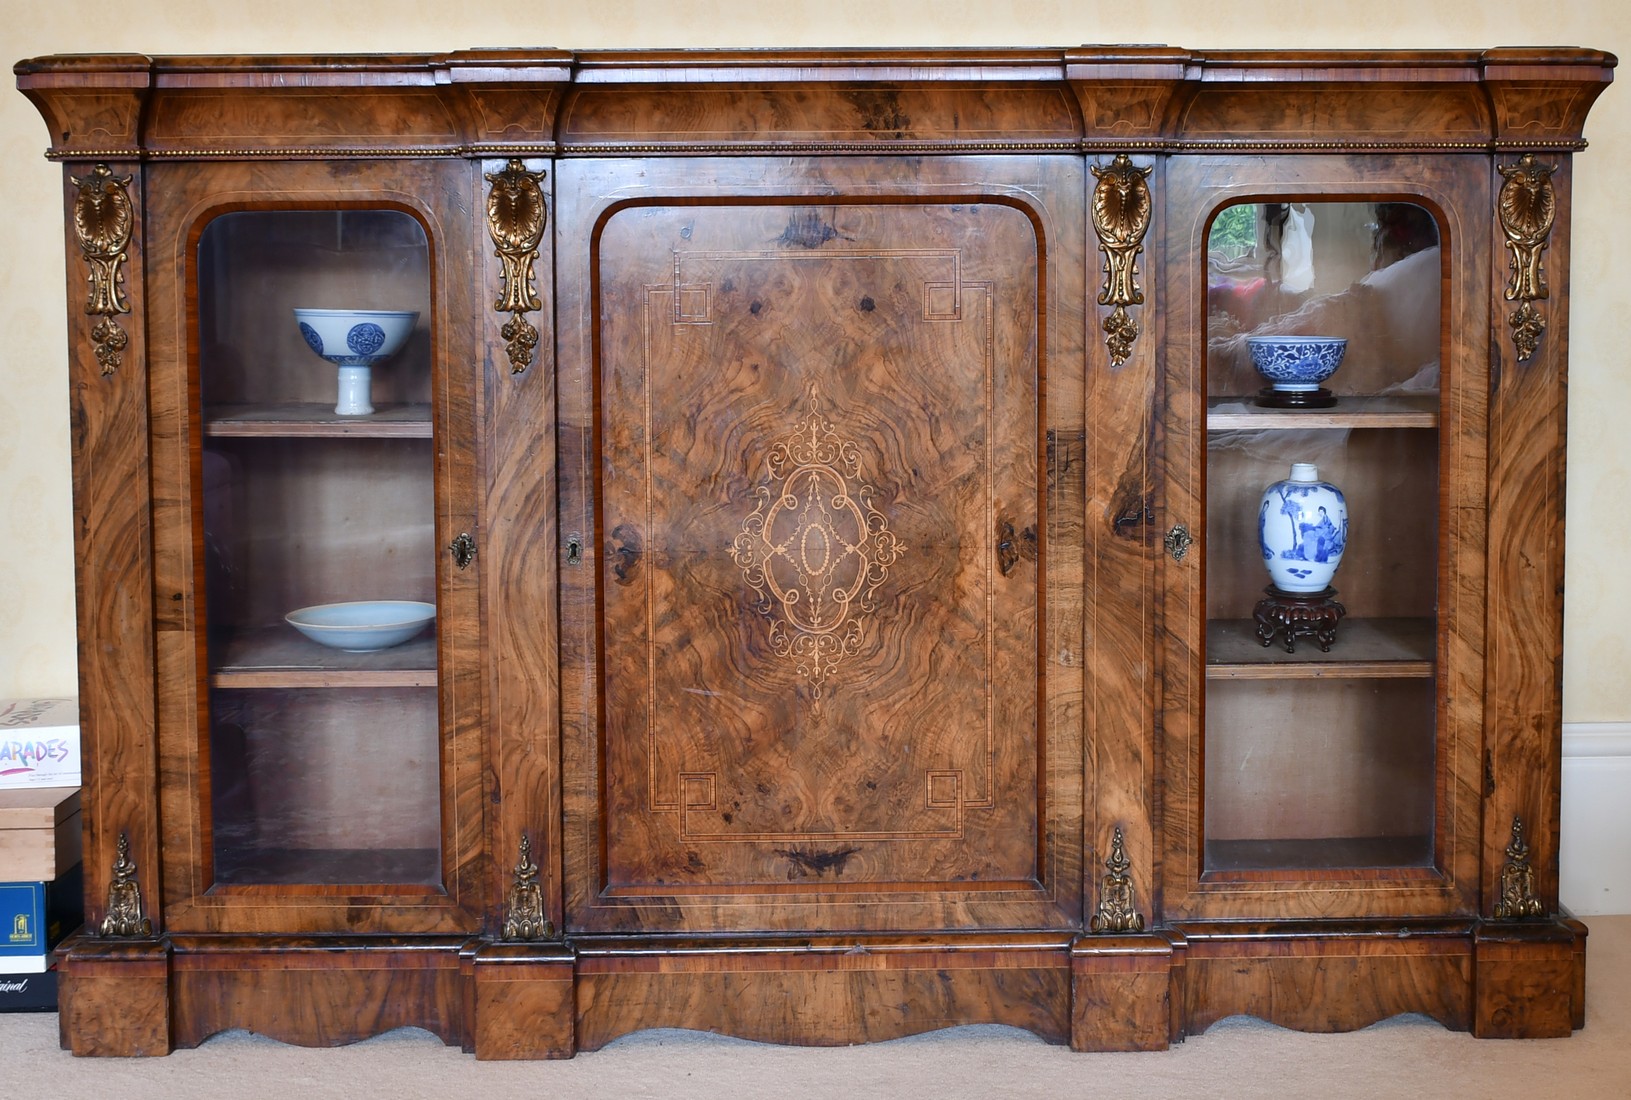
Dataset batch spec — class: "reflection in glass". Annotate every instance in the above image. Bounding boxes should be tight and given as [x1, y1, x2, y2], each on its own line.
[1202, 201, 1442, 874]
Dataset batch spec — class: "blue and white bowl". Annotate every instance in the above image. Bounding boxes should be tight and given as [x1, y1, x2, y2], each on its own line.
[294, 308, 419, 416]
[294, 308, 418, 366]
[1246, 335, 1348, 393]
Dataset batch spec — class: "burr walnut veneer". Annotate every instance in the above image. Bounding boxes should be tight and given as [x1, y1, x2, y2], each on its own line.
[14, 45, 1613, 1056]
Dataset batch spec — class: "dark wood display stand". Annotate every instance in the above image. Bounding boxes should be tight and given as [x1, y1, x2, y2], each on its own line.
[14, 45, 1613, 1057]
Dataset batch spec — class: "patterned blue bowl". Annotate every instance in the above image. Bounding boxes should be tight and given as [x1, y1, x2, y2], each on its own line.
[1246, 336, 1348, 392]
[294, 308, 419, 366]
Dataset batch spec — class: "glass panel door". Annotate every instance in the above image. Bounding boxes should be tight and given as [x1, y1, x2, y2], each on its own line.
[1202, 201, 1442, 873]
[196, 210, 441, 888]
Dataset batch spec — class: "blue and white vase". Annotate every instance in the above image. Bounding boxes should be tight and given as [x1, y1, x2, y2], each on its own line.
[1258, 463, 1348, 593]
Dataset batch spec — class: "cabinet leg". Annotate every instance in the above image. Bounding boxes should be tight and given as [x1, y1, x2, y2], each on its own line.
[1473, 921, 1585, 1039]
[56, 935, 173, 1057]
[471, 943, 577, 1059]
[1070, 935, 1179, 1051]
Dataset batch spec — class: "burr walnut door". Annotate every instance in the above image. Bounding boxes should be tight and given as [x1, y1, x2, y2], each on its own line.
[557, 159, 1086, 935]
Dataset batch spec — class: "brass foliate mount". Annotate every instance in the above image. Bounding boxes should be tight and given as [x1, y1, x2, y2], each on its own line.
[1493, 814, 1547, 920]
[502, 833, 555, 941]
[485, 159, 549, 375]
[71, 164, 135, 377]
[1091, 154, 1154, 367]
[1497, 153, 1557, 364]
[1090, 826, 1145, 934]
[100, 832, 153, 938]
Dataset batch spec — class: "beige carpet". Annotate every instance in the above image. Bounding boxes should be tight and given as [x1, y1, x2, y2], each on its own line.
[3, 916, 1627, 1099]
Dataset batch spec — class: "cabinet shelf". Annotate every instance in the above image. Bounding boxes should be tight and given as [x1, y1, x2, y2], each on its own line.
[209, 627, 436, 688]
[204, 403, 433, 438]
[1203, 835, 1436, 875]
[1207, 394, 1439, 431]
[1206, 617, 1435, 679]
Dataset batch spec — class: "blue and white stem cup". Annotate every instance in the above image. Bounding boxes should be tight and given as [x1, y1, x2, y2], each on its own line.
[293, 308, 420, 416]
[1258, 463, 1348, 593]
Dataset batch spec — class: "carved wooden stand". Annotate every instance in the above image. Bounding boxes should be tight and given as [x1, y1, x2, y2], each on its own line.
[1253, 586, 1347, 653]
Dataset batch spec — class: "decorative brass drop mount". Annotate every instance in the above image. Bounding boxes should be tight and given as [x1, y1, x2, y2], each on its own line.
[1090, 153, 1154, 367]
[100, 831, 153, 938]
[1090, 826, 1145, 934]
[1493, 814, 1546, 920]
[502, 833, 554, 940]
[1497, 153, 1557, 364]
[70, 164, 135, 377]
[485, 159, 549, 374]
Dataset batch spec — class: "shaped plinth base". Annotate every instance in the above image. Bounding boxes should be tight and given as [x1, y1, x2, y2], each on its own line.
[1254, 585, 1346, 653]
[1255, 386, 1337, 409]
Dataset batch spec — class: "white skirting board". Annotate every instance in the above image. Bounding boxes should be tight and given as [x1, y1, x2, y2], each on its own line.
[1562, 722, 1631, 917]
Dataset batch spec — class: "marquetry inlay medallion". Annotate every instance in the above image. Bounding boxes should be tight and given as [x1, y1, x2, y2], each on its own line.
[732, 387, 907, 701]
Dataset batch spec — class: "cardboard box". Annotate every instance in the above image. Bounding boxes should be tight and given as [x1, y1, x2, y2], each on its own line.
[0, 865, 82, 976]
[0, 699, 80, 789]
[0, 967, 58, 1012]
[0, 787, 82, 881]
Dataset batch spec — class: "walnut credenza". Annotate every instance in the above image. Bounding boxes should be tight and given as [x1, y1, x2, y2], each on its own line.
[14, 46, 1614, 1056]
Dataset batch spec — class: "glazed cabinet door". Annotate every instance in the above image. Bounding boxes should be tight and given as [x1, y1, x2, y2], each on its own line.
[556, 156, 1087, 934]
[145, 161, 485, 935]
[1160, 155, 1488, 920]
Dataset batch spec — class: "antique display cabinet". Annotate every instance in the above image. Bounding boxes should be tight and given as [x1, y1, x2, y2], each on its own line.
[14, 45, 1613, 1056]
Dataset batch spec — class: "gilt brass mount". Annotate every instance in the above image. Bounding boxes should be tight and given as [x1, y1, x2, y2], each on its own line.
[502, 833, 554, 941]
[1091, 154, 1154, 367]
[485, 159, 548, 374]
[70, 164, 135, 377]
[1493, 815, 1546, 920]
[1090, 826, 1145, 934]
[1497, 153, 1557, 363]
[100, 832, 153, 938]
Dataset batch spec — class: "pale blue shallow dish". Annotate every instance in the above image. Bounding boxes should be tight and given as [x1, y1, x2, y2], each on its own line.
[285, 600, 435, 652]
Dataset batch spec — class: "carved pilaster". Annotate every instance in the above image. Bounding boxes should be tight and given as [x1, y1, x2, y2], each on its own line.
[70, 164, 135, 377]
[1496, 153, 1557, 364]
[1090, 154, 1153, 367]
[485, 159, 548, 374]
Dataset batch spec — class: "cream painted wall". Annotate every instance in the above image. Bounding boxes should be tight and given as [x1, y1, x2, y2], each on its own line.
[1, 2, 1627, 720]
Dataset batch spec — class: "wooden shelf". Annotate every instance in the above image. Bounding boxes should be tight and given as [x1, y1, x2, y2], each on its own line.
[212, 846, 442, 888]
[204, 403, 432, 438]
[1206, 616, 1435, 679]
[1207, 394, 1439, 431]
[1203, 834, 1435, 875]
[210, 627, 436, 689]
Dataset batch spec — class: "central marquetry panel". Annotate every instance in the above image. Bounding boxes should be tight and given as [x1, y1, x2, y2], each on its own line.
[589, 200, 1043, 918]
